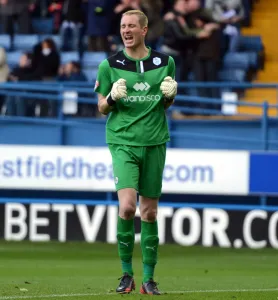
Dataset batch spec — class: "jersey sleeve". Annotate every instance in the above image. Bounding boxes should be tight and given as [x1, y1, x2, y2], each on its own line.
[94, 59, 112, 97]
[168, 56, 176, 80]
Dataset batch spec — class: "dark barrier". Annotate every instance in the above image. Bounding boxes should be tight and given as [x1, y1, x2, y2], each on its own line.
[1, 203, 277, 249]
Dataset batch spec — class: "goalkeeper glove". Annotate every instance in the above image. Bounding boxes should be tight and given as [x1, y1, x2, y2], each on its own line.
[111, 78, 127, 100]
[107, 78, 127, 106]
[160, 76, 177, 101]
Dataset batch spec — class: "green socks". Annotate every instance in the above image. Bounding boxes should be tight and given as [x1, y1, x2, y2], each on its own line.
[141, 220, 159, 283]
[117, 217, 159, 282]
[117, 216, 135, 276]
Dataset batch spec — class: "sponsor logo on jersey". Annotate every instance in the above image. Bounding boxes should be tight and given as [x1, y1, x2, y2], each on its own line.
[153, 57, 161, 66]
[123, 95, 160, 102]
[133, 82, 150, 91]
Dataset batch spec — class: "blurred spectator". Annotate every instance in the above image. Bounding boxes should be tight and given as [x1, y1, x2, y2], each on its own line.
[0, 0, 32, 36]
[186, 0, 222, 112]
[30, 0, 52, 18]
[48, 1, 63, 33]
[205, 0, 245, 52]
[0, 48, 9, 82]
[6, 52, 38, 116]
[87, 0, 116, 52]
[162, 0, 175, 14]
[31, 38, 61, 117]
[140, 0, 164, 49]
[8, 52, 34, 81]
[32, 38, 60, 80]
[60, 0, 84, 51]
[57, 61, 97, 117]
[162, 0, 209, 81]
[57, 61, 87, 81]
[0, 47, 9, 114]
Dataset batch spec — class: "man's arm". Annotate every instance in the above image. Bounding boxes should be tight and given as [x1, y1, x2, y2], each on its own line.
[97, 78, 127, 115]
[161, 56, 177, 110]
[98, 93, 113, 115]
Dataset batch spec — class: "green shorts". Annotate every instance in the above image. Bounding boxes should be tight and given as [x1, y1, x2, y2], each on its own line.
[108, 143, 166, 198]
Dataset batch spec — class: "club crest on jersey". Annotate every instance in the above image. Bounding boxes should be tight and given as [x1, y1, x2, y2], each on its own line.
[94, 80, 99, 90]
[153, 57, 161, 66]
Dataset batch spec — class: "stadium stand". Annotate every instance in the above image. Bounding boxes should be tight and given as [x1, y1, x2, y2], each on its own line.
[0, 0, 266, 117]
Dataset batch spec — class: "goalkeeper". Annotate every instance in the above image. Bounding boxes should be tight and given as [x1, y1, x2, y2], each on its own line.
[95, 9, 177, 296]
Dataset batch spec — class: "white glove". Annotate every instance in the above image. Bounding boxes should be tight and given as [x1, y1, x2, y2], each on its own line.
[160, 76, 177, 99]
[111, 78, 127, 101]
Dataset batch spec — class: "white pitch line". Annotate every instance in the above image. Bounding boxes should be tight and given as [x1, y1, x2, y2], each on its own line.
[0, 288, 278, 299]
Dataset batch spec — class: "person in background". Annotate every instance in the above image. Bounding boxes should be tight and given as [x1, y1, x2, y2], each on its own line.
[162, 0, 210, 82]
[31, 38, 61, 116]
[57, 61, 95, 117]
[186, 0, 222, 112]
[87, 0, 116, 52]
[140, 0, 164, 49]
[6, 52, 38, 116]
[205, 0, 245, 52]
[57, 61, 87, 81]
[0, 47, 9, 114]
[48, 0, 63, 33]
[0, 0, 32, 36]
[59, 0, 84, 51]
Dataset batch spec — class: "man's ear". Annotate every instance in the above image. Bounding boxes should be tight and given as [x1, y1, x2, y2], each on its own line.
[142, 26, 148, 36]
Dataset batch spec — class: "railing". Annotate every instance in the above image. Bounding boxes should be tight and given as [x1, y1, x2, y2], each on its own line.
[1, 81, 278, 150]
[0, 81, 278, 211]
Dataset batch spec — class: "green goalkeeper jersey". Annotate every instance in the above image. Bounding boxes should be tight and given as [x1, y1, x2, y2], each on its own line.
[94, 47, 176, 146]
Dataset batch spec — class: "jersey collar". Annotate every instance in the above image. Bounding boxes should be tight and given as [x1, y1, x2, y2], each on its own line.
[123, 47, 151, 62]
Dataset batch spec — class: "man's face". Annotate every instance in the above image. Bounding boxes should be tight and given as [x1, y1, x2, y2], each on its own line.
[65, 62, 74, 76]
[187, 0, 200, 12]
[19, 54, 28, 68]
[120, 15, 147, 49]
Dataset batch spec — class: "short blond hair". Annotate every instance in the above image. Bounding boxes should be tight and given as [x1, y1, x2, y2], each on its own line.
[122, 10, 148, 28]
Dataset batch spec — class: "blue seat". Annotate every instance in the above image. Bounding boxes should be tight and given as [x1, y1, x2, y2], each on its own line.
[61, 51, 80, 64]
[238, 35, 264, 52]
[0, 35, 11, 50]
[83, 68, 98, 82]
[81, 52, 107, 68]
[32, 18, 54, 34]
[13, 34, 39, 51]
[242, 51, 259, 69]
[7, 51, 23, 68]
[218, 69, 246, 82]
[40, 35, 62, 50]
[223, 52, 251, 71]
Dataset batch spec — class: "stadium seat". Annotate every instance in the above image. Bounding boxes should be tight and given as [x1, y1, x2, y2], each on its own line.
[32, 18, 54, 34]
[39, 35, 62, 50]
[0, 35, 11, 51]
[13, 34, 39, 51]
[83, 68, 98, 82]
[238, 35, 264, 52]
[61, 51, 80, 64]
[223, 52, 251, 71]
[218, 69, 246, 82]
[6, 51, 23, 68]
[81, 52, 107, 68]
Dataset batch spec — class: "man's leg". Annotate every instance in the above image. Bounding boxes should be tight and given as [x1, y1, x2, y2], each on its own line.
[138, 144, 166, 295]
[108, 144, 140, 293]
[117, 188, 137, 278]
[139, 197, 159, 284]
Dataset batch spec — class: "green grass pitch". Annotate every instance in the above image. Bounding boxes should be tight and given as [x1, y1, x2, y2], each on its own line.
[0, 241, 277, 300]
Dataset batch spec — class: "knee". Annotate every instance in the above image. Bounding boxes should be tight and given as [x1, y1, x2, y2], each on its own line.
[119, 203, 136, 220]
[141, 207, 157, 222]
